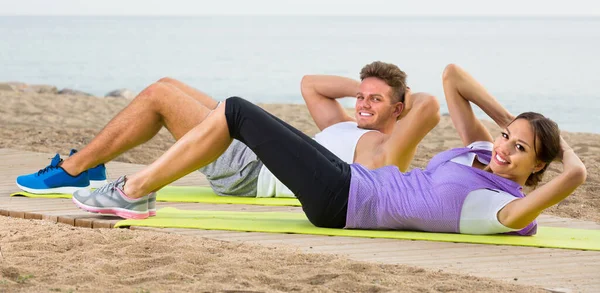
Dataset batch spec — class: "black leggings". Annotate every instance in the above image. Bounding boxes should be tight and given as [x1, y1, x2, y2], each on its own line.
[224, 96, 351, 228]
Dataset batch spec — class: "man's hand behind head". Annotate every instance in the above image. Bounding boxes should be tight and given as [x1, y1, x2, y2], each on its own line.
[397, 87, 412, 120]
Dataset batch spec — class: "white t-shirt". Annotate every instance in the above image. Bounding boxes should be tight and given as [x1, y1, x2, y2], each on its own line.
[452, 141, 521, 235]
[255, 122, 376, 198]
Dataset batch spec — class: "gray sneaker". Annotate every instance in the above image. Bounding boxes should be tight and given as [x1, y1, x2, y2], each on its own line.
[72, 176, 149, 219]
[148, 191, 157, 217]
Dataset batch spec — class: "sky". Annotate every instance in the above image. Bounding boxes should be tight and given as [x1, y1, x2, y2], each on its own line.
[0, 0, 598, 16]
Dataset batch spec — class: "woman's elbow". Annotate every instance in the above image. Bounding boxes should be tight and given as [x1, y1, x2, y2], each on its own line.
[442, 63, 462, 82]
[571, 165, 588, 187]
[300, 75, 316, 89]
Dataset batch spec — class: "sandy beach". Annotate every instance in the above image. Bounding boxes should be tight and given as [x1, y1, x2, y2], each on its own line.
[1, 90, 598, 292]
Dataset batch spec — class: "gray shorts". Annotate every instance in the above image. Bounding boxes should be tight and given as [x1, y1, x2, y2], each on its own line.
[198, 139, 263, 197]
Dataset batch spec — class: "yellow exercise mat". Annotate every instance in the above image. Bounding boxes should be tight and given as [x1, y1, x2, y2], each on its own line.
[10, 186, 301, 207]
[10, 191, 71, 199]
[115, 207, 600, 251]
[155, 186, 301, 206]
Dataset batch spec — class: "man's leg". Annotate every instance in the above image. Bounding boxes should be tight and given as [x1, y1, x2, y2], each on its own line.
[116, 97, 350, 226]
[157, 77, 219, 110]
[158, 78, 265, 197]
[61, 80, 216, 176]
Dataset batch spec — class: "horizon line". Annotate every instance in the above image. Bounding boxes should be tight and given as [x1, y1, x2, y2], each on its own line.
[1, 14, 599, 17]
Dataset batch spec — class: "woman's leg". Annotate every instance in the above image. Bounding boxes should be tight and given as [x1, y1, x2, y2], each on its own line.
[126, 97, 351, 227]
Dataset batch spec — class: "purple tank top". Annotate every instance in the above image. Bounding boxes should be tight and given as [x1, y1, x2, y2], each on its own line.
[345, 147, 537, 235]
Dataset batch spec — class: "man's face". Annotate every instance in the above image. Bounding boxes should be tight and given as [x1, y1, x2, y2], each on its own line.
[354, 77, 400, 130]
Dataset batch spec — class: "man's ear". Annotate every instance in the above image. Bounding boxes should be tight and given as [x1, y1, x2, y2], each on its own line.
[396, 88, 411, 120]
[394, 102, 405, 120]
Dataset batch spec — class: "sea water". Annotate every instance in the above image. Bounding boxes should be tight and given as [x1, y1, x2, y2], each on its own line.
[1, 16, 598, 133]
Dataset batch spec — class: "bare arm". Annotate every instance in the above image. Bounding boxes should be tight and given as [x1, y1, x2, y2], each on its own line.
[442, 64, 515, 146]
[499, 137, 587, 228]
[383, 91, 441, 172]
[300, 75, 357, 131]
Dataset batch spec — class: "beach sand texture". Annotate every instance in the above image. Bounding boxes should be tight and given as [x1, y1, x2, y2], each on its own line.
[0, 90, 598, 292]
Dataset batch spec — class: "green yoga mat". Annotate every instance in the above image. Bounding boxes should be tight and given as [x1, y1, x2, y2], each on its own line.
[155, 186, 301, 206]
[10, 190, 71, 199]
[10, 186, 302, 206]
[115, 207, 600, 251]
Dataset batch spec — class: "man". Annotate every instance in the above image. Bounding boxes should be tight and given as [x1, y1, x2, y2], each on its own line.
[16, 61, 439, 211]
[256, 61, 440, 197]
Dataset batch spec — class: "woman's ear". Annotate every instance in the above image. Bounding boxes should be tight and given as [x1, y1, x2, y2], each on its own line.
[533, 161, 546, 174]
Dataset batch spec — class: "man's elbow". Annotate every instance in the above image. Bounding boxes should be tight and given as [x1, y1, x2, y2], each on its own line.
[415, 94, 441, 126]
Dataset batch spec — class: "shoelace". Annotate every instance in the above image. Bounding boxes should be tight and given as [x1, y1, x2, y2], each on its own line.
[97, 176, 126, 194]
[36, 159, 63, 175]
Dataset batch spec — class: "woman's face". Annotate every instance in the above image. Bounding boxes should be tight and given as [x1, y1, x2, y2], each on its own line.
[489, 118, 545, 185]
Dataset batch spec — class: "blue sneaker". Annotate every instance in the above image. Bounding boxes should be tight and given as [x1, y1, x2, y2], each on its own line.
[16, 153, 90, 194]
[89, 165, 108, 188]
[69, 149, 108, 188]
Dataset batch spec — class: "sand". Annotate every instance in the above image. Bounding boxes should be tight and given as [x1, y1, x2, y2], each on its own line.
[0, 90, 597, 292]
[0, 216, 545, 293]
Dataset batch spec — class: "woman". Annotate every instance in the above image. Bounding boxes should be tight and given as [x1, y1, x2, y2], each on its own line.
[73, 64, 586, 235]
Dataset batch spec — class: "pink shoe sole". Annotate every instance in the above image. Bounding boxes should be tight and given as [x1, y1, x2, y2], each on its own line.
[72, 197, 149, 219]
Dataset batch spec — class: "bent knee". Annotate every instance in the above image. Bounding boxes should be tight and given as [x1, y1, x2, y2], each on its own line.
[226, 96, 245, 104]
[225, 96, 251, 111]
[137, 82, 170, 100]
